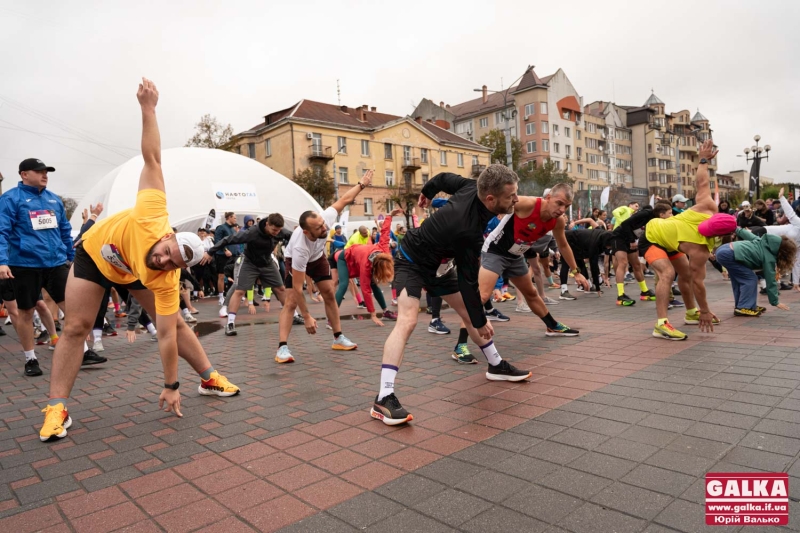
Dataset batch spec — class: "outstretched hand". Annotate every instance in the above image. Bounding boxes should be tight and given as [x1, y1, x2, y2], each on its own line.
[390, 208, 404, 217]
[90, 203, 104, 216]
[779, 188, 785, 198]
[698, 139, 718, 161]
[137, 77, 159, 110]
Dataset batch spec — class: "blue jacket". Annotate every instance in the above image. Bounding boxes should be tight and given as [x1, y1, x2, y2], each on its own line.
[0, 182, 74, 268]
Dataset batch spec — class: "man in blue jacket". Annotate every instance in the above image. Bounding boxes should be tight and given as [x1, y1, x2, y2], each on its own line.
[0, 159, 102, 376]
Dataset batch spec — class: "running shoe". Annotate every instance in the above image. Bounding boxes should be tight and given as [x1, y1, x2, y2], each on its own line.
[576, 285, 585, 292]
[55, 320, 61, 332]
[39, 403, 71, 442]
[150, 333, 158, 342]
[183, 313, 197, 324]
[734, 308, 761, 317]
[486, 360, 532, 381]
[93, 339, 105, 352]
[292, 315, 305, 326]
[225, 323, 237, 336]
[543, 296, 559, 305]
[261, 296, 270, 302]
[780, 282, 792, 291]
[640, 290, 656, 301]
[624, 273, 635, 283]
[672, 286, 682, 296]
[546, 323, 580, 337]
[643, 270, 655, 277]
[756, 306, 767, 314]
[616, 294, 636, 306]
[35, 336, 49, 346]
[371, 393, 413, 426]
[102, 324, 117, 337]
[652, 321, 687, 341]
[198, 371, 240, 396]
[559, 291, 576, 301]
[485, 309, 510, 322]
[219, 305, 228, 318]
[548, 282, 561, 289]
[83, 349, 107, 365]
[668, 299, 684, 308]
[428, 318, 451, 334]
[426, 307, 433, 315]
[33, 326, 43, 340]
[501, 292, 516, 301]
[49, 337, 58, 351]
[275, 345, 294, 363]
[382, 310, 398, 320]
[515, 301, 531, 313]
[114, 311, 127, 318]
[357, 302, 367, 309]
[392, 299, 398, 306]
[684, 310, 721, 325]
[452, 343, 477, 364]
[0, 326, 6, 336]
[25, 359, 43, 377]
[326, 320, 332, 330]
[332, 335, 357, 350]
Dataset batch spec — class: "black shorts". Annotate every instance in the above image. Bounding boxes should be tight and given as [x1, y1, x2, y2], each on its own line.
[215, 255, 235, 276]
[284, 255, 332, 289]
[328, 254, 338, 270]
[393, 254, 459, 300]
[8, 264, 69, 310]
[73, 244, 146, 292]
[608, 234, 634, 255]
[0, 279, 16, 303]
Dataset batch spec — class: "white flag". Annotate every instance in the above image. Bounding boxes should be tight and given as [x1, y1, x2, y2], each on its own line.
[600, 187, 610, 209]
[649, 194, 655, 207]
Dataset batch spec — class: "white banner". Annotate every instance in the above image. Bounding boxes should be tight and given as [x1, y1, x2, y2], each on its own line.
[600, 186, 610, 209]
[211, 182, 260, 217]
[339, 207, 350, 235]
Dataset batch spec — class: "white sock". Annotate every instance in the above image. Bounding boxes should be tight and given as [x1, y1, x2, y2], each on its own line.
[93, 329, 102, 342]
[561, 284, 568, 294]
[759, 278, 767, 289]
[24, 350, 36, 362]
[294, 310, 301, 318]
[183, 308, 191, 318]
[228, 314, 236, 325]
[378, 365, 398, 401]
[480, 340, 502, 366]
[83, 341, 89, 352]
[146, 323, 157, 335]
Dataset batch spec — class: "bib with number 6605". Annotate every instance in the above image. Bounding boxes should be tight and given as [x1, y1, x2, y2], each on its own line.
[29, 210, 57, 230]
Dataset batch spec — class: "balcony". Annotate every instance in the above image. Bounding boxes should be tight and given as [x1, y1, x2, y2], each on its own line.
[472, 164, 486, 177]
[680, 144, 698, 153]
[402, 157, 421, 171]
[308, 144, 333, 161]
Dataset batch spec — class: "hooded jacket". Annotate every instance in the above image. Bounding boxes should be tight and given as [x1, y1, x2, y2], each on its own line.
[0, 182, 73, 268]
[208, 218, 292, 268]
[733, 228, 783, 306]
[342, 216, 393, 313]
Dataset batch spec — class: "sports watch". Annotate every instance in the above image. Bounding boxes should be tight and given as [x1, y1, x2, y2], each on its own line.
[164, 381, 180, 390]
[699, 158, 708, 165]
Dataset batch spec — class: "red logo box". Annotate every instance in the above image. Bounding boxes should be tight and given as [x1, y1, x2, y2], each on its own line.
[705, 472, 789, 526]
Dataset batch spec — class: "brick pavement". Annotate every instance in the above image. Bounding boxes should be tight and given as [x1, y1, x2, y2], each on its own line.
[0, 274, 799, 532]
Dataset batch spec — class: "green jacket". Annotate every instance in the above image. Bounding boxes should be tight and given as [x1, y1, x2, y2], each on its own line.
[733, 228, 782, 305]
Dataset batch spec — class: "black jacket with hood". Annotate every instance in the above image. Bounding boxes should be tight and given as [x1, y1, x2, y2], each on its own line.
[208, 218, 292, 268]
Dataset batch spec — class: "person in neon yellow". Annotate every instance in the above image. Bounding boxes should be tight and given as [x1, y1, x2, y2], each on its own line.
[644, 139, 720, 340]
[612, 201, 639, 229]
[345, 226, 370, 249]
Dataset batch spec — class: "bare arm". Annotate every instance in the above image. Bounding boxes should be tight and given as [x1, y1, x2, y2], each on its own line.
[553, 217, 591, 290]
[331, 170, 373, 214]
[136, 78, 164, 192]
[292, 269, 312, 317]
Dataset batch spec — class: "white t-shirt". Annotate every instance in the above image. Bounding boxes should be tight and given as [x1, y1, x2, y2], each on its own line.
[284, 207, 338, 272]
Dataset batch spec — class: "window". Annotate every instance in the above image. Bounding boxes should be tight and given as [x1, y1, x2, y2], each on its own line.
[455, 121, 472, 134]
[364, 198, 373, 216]
[420, 148, 428, 163]
[553, 143, 560, 154]
[385, 199, 395, 211]
[525, 103, 536, 116]
[265, 139, 271, 157]
[586, 122, 597, 133]
[648, 158, 657, 167]
[403, 146, 412, 162]
[577, 164, 583, 174]
[565, 145, 571, 157]
[339, 167, 348, 184]
[577, 147, 582, 158]
[528, 160, 537, 170]
[541, 121, 549, 134]
[422, 173, 429, 184]
[361, 140, 370, 156]
[553, 124, 559, 135]
[384, 143, 393, 159]
[588, 169, 599, 180]
[648, 143, 653, 153]
[542, 140, 549, 152]
[576, 130, 581, 140]
[472, 155, 479, 166]
[565, 127, 571, 138]
[385, 170, 394, 186]
[479, 117, 489, 128]
[540, 102, 548, 114]
[494, 111, 506, 126]
[554, 160, 561, 170]
[566, 162, 572, 172]
[526, 141, 537, 153]
[457, 153, 464, 167]
[526, 123, 536, 135]
[337, 136, 347, 154]
[585, 138, 598, 149]
[588, 154, 597, 164]
[247, 143, 255, 159]
[440, 151, 447, 165]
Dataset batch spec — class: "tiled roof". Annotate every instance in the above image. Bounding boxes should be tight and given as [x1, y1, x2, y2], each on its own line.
[644, 91, 664, 106]
[416, 120, 487, 149]
[515, 67, 547, 92]
[692, 109, 708, 121]
[448, 89, 516, 120]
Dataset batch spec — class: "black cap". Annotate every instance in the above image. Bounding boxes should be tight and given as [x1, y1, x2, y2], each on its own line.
[19, 158, 55, 174]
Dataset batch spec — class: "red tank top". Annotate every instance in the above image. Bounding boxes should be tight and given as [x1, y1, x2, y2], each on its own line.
[513, 198, 557, 246]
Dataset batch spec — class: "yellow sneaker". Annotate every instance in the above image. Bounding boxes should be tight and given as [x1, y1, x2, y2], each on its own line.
[40, 403, 72, 442]
[684, 310, 720, 325]
[653, 321, 688, 341]
[198, 371, 240, 397]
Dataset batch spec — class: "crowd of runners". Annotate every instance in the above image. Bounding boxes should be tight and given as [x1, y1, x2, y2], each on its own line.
[0, 80, 796, 439]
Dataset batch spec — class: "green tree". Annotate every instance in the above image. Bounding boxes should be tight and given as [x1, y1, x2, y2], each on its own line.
[293, 168, 335, 207]
[185, 114, 234, 149]
[380, 184, 421, 229]
[760, 185, 779, 201]
[58, 196, 78, 220]
[477, 129, 523, 167]
[518, 158, 574, 196]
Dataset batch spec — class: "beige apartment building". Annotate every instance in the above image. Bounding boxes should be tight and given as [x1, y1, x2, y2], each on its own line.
[226, 100, 491, 219]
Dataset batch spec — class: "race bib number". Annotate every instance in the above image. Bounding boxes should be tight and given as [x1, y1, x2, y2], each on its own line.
[508, 242, 531, 256]
[29, 210, 57, 230]
[100, 244, 133, 274]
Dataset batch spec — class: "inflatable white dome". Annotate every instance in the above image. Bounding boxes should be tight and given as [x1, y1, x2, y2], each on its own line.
[70, 147, 322, 235]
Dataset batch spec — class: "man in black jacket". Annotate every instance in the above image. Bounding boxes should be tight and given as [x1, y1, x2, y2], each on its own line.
[371, 165, 531, 427]
[201, 213, 291, 335]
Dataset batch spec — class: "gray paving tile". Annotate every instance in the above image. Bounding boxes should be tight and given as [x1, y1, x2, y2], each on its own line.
[644, 449, 715, 477]
[482, 431, 539, 453]
[665, 435, 732, 460]
[494, 454, 560, 482]
[568, 451, 638, 480]
[621, 464, 696, 497]
[558, 502, 646, 533]
[549, 428, 610, 450]
[722, 446, 794, 471]
[461, 506, 547, 533]
[590, 481, 674, 520]
[538, 467, 613, 499]
[278, 513, 358, 533]
[655, 498, 740, 532]
[14, 474, 80, 505]
[740, 430, 800, 456]
[365, 509, 455, 533]
[375, 474, 446, 507]
[684, 421, 747, 444]
[454, 469, 529, 503]
[504, 484, 584, 523]
[510, 420, 568, 439]
[617, 425, 680, 447]
[329, 492, 404, 529]
[412, 489, 492, 527]
[594, 437, 659, 462]
[415, 457, 484, 487]
[522, 441, 586, 465]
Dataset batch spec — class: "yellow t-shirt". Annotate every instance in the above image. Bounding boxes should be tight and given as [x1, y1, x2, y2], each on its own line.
[645, 209, 715, 253]
[345, 231, 370, 249]
[82, 189, 180, 315]
[612, 206, 634, 229]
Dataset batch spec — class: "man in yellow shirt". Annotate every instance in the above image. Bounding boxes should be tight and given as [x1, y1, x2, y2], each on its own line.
[39, 79, 239, 442]
[345, 226, 370, 249]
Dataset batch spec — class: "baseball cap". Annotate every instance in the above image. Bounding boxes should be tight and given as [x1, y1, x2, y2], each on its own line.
[19, 158, 55, 173]
[698, 213, 737, 237]
[741, 201, 752, 209]
[672, 194, 688, 203]
[175, 232, 204, 268]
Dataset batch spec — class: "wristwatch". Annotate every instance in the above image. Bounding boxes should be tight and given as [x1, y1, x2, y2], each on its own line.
[164, 381, 180, 390]
[699, 158, 708, 165]
[570, 267, 580, 276]
[358, 182, 366, 190]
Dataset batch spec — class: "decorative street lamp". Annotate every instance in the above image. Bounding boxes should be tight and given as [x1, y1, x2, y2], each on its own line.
[743, 135, 770, 200]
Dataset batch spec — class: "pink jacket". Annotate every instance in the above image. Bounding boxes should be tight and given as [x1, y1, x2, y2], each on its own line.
[342, 216, 393, 313]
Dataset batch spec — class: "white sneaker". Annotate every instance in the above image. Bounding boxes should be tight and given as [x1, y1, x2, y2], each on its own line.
[93, 339, 104, 352]
[184, 313, 197, 323]
[275, 345, 294, 364]
[261, 296, 269, 302]
[326, 321, 333, 330]
[150, 333, 158, 342]
[515, 301, 531, 313]
[543, 296, 560, 305]
[332, 334, 357, 351]
[4, 317, 10, 325]
[219, 305, 227, 318]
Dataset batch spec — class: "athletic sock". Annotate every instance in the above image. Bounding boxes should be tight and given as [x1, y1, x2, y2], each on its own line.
[227, 313, 236, 325]
[24, 349, 36, 362]
[279, 341, 287, 347]
[541, 313, 559, 329]
[483, 301, 493, 311]
[617, 283, 625, 297]
[547, 276, 554, 285]
[561, 284, 568, 294]
[50, 334, 59, 343]
[83, 341, 89, 353]
[146, 324, 157, 335]
[199, 366, 214, 380]
[378, 364, 398, 401]
[114, 303, 120, 313]
[93, 329, 102, 343]
[657, 318, 668, 326]
[392, 288, 397, 300]
[356, 293, 363, 304]
[457, 327, 469, 346]
[687, 307, 698, 315]
[47, 398, 67, 408]
[265, 287, 272, 299]
[479, 340, 502, 366]
[638, 280, 648, 293]
[334, 332, 342, 339]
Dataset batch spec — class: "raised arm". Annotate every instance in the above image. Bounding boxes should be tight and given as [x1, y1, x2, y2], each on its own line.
[418, 173, 470, 207]
[779, 190, 800, 228]
[331, 170, 373, 214]
[136, 78, 164, 192]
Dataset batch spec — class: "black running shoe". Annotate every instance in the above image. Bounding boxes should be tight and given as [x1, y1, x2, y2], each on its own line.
[55, 320, 61, 332]
[25, 359, 43, 377]
[485, 309, 510, 322]
[370, 393, 413, 426]
[616, 294, 636, 307]
[0, 326, 6, 336]
[225, 323, 237, 336]
[292, 315, 305, 326]
[102, 323, 117, 337]
[486, 360, 531, 382]
[82, 349, 107, 366]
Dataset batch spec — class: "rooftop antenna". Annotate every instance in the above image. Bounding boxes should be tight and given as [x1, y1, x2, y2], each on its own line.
[337, 79, 341, 106]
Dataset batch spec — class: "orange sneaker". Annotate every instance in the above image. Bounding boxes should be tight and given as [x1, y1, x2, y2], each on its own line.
[40, 403, 72, 442]
[198, 371, 240, 397]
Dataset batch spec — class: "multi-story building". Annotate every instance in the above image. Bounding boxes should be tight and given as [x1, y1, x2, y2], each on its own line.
[715, 173, 742, 201]
[584, 102, 634, 188]
[226, 100, 491, 219]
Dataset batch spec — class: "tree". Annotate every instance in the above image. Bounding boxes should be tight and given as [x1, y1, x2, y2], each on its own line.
[58, 196, 78, 220]
[379, 184, 421, 229]
[518, 158, 575, 196]
[293, 168, 335, 208]
[477, 129, 523, 167]
[760, 185, 780, 201]
[185, 114, 234, 149]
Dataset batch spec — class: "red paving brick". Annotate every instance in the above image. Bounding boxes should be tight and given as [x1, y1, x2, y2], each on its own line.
[70, 502, 146, 533]
[267, 463, 330, 492]
[239, 494, 315, 532]
[136, 483, 205, 516]
[311, 449, 372, 474]
[0, 504, 64, 533]
[243, 452, 302, 477]
[295, 476, 365, 509]
[213, 479, 285, 514]
[219, 442, 275, 464]
[120, 469, 183, 499]
[340, 461, 404, 490]
[58, 486, 129, 519]
[154, 498, 230, 533]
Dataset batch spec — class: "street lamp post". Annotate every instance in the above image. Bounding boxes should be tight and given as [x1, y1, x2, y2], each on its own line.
[743, 135, 771, 200]
[474, 66, 534, 169]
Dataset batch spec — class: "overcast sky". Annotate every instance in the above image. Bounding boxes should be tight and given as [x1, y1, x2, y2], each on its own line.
[1, 0, 798, 199]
